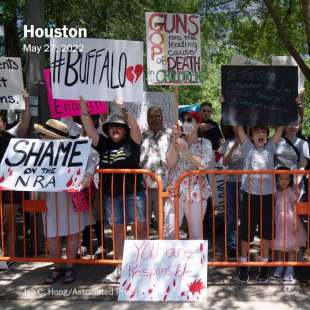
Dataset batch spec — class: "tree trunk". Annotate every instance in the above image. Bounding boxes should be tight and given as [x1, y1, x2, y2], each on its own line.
[263, 0, 310, 82]
[301, 0, 310, 55]
[4, 12, 19, 57]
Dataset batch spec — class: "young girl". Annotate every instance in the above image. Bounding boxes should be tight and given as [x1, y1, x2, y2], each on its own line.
[272, 167, 306, 283]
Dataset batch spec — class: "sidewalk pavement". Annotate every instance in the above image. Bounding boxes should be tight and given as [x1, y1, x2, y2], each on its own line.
[1, 262, 310, 309]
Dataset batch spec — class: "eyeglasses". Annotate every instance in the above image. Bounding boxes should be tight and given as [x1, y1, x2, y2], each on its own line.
[181, 117, 193, 123]
[109, 125, 125, 130]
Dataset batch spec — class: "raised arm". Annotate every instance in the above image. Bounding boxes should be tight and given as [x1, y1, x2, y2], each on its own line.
[166, 125, 180, 167]
[271, 126, 284, 144]
[80, 96, 99, 147]
[223, 140, 239, 166]
[16, 90, 31, 137]
[113, 100, 142, 144]
[234, 126, 247, 144]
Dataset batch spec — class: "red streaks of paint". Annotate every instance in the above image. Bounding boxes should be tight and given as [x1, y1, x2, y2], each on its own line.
[122, 280, 127, 287]
[74, 177, 77, 182]
[77, 168, 81, 175]
[188, 279, 205, 295]
[148, 289, 153, 294]
[173, 279, 176, 287]
[163, 294, 167, 301]
[126, 283, 131, 291]
[200, 243, 203, 252]
[166, 286, 170, 294]
[67, 168, 71, 174]
[181, 291, 185, 297]
[0, 174, 5, 183]
[66, 176, 73, 187]
[8, 169, 12, 176]
[129, 291, 135, 299]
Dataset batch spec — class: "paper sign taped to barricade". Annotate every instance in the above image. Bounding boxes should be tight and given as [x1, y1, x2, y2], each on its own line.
[0, 57, 25, 110]
[0, 138, 91, 192]
[146, 12, 201, 85]
[44, 69, 108, 118]
[118, 240, 208, 302]
[50, 38, 144, 102]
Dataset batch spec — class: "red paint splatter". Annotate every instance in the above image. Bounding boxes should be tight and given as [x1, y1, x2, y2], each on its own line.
[173, 279, 176, 287]
[129, 291, 135, 299]
[66, 176, 73, 187]
[200, 243, 203, 252]
[67, 168, 71, 173]
[181, 291, 185, 297]
[74, 177, 77, 182]
[77, 168, 81, 175]
[163, 294, 167, 301]
[166, 286, 170, 294]
[148, 289, 153, 294]
[0, 174, 5, 183]
[188, 279, 205, 295]
[126, 283, 131, 291]
[122, 280, 127, 287]
[8, 170, 12, 176]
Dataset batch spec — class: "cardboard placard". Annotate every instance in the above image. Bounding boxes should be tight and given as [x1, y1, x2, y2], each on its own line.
[118, 240, 208, 301]
[0, 57, 25, 110]
[44, 69, 108, 118]
[146, 12, 201, 85]
[0, 138, 91, 192]
[221, 65, 298, 126]
[50, 38, 143, 102]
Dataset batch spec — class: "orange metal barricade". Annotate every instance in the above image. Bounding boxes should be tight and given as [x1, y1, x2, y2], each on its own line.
[1, 168, 310, 269]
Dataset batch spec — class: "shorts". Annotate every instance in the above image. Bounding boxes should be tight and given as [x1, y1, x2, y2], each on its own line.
[104, 191, 146, 225]
[241, 192, 274, 242]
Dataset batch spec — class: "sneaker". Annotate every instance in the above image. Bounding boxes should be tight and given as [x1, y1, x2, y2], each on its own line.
[103, 266, 121, 283]
[238, 267, 249, 283]
[272, 266, 284, 279]
[283, 267, 296, 284]
[257, 267, 269, 284]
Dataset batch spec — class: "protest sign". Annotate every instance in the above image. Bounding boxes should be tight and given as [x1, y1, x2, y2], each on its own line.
[229, 54, 265, 65]
[118, 240, 208, 301]
[0, 138, 91, 192]
[49, 38, 143, 102]
[44, 69, 108, 118]
[0, 57, 25, 109]
[221, 65, 298, 126]
[111, 92, 177, 131]
[272, 56, 305, 92]
[146, 12, 201, 85]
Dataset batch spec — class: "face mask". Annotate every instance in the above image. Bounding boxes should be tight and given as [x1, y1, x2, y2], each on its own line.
[182, 121, 194, 134]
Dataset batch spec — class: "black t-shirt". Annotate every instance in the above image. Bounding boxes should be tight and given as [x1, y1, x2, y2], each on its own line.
[94, 135, 144, 196]
[199, 119, 223, 150]
[0, 131, 13, 162]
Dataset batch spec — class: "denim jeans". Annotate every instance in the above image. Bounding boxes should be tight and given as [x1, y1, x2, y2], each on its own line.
[226, 182, 242, 250]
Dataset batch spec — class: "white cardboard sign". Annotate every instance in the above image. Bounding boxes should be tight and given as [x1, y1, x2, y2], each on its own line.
[118, 240, 208, 301]
[50, 38, 144, 102]
[146, 12, 201, 85]
[0, 57, 25, 109]
[0, 138, 91, 192]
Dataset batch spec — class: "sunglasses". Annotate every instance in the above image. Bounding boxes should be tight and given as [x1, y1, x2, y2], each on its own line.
[109, 124, 126, 130]
[181, 117, 193, 123]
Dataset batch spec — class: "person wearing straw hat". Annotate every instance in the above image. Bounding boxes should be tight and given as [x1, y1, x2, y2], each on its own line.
[80, 97, 147, 283]
[34, 119, 96, 284]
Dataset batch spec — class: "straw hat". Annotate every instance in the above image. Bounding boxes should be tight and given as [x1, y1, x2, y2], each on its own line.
[34, 119, 69, 139]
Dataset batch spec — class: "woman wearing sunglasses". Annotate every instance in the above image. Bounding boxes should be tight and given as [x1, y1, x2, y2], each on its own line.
[164, 111, 214, 240]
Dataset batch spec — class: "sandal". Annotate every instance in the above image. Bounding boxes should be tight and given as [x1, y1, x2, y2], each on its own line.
[63, 267, 76, 284]
[44, 267, 63, 284]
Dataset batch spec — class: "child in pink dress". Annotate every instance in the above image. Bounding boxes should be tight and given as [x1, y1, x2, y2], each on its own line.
[272, 167, 306, 283]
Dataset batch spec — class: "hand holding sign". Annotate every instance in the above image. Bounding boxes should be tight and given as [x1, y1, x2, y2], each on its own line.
[78, 172, 92, 190]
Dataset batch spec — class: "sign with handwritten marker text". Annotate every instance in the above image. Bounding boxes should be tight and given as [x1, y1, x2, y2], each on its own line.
[44, 69, 108, 118]
[118, 240, 208, 301]
[0, 138, 91, 192]
[146, 12, 201, 85]
[221, 65, 298, 126]
[0, 57, 25, 109]
[50, 38, 143, 102]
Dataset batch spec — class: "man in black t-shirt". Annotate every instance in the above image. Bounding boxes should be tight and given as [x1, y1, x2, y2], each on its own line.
[199, 101, 223, 151]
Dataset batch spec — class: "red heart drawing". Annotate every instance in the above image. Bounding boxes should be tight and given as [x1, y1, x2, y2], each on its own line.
[126, 64, 143, 84]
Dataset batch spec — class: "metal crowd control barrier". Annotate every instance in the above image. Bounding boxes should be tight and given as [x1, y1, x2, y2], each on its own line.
[1, 168, 310, 268]
[0, 169, 164, 265]
[173, 169, 310, 267]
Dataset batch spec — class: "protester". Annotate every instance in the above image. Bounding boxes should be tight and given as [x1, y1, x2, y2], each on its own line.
[221, 125, 244, 259]
[164, 111, 214, 240]
[140, 106, 171, 228]
[34, 119, 95, 284]
[272, 167, 306, 283]
[199, 102, 223, 151]
[236, 125, 283, 283]
[0, 90, 30, 266]
[80, 97, 146, 283]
